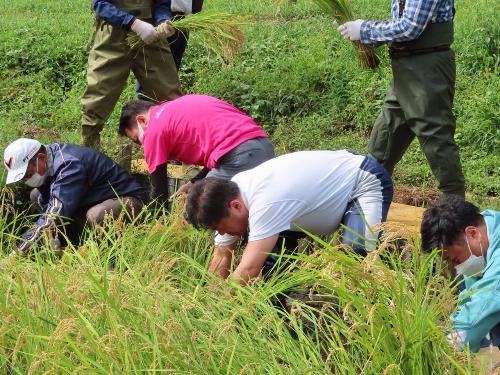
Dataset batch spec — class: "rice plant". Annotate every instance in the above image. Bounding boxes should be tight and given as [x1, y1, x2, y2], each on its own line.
[0, 194, 484, 373]
[127, 11, 246, 63]
[308, 0, 380, 69]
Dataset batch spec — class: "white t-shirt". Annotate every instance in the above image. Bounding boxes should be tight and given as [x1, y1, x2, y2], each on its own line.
[215, 150, 365, 246]
[171, 0, 192, 14]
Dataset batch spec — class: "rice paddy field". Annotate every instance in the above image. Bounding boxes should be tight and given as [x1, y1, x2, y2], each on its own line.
[0, 0, 499, 373]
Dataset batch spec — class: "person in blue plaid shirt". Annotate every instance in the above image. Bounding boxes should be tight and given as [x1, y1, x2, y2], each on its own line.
[336, 0, 465, 198]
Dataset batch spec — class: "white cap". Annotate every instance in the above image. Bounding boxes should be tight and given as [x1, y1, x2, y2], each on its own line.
[3, 138, 42, 184]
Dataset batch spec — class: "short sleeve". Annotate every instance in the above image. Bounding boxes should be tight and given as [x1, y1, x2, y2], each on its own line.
[248, 200, 307, 242]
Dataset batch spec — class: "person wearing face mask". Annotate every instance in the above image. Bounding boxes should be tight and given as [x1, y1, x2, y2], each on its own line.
[421, 195, 500, 352]
[3, 139, 147, 256]
[117, 94, 275, 204]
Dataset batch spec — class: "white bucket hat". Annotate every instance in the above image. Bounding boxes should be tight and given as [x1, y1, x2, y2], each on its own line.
[3, 138, 42, 184]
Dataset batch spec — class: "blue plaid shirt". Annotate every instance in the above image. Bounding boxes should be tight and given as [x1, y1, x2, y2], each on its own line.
[360, 0, 454, 45]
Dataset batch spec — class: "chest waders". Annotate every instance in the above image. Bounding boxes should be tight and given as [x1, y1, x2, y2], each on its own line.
[81, 0, 182, 150]
[368, 21, 465, 197]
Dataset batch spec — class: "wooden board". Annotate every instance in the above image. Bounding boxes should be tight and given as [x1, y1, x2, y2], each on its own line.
[387, 202, 425, 232]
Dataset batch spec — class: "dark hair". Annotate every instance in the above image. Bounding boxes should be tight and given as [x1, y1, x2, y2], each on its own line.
[118, 100, 156, 136]
[421, 195, 484, 253]
[186, 177, 240, 229]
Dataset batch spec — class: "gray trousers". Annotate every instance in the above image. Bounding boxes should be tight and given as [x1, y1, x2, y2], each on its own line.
[207, 137, 275, 179]
[30, 189, 143, 227]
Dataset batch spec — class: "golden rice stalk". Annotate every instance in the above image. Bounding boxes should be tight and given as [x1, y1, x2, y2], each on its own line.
[310, 0, 380, 69]
[127, 11, 246, 63]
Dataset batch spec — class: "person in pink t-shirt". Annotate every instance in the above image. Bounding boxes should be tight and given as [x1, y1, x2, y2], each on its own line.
[118, 94, 275, 202]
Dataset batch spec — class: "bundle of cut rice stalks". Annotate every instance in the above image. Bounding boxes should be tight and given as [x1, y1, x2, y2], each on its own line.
[311, 0, 380, 69]
[127, 11, 245, 63]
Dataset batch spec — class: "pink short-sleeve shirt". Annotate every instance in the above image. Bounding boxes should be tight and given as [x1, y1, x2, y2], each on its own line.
[142, 95, 268, 173]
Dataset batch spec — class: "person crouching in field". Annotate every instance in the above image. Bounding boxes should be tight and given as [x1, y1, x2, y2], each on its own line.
[337, 0, 465, 198]
[421, 196, 500, 352]
[185, 150, 393, 285]
[81, 0, 182, 149]
[3, 139, 147, 256]
[118, 94, 275, 204]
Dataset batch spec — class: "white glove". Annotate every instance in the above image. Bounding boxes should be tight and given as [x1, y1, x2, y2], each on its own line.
[131, 19, 158, 44]
[157, 21, 176, 39]
[446, 330, 466, 351]
[337, 19, 364, 41]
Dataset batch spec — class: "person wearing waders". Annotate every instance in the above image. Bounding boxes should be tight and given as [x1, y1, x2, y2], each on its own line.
[81, 0, 182, 149]
[3, 139, 147, 256]
[136, 0, 204, 98]
[337, 0, 465, 198]
[167, 0, 204, 69]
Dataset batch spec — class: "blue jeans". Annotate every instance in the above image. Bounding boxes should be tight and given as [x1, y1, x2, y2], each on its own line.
[341, 156, 393, 256]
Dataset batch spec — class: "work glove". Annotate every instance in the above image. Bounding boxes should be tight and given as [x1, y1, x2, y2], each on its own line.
[157, 21, 176, 39]
[446, 330, 466, 351]
[131, 19, 159, 44]
[337, 19, 364, 41]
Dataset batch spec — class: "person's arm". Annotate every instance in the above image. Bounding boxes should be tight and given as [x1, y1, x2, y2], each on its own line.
[150, 163, 170, 205]
[17, 161, 87, 254]
[360, 0, 440, 45]
[153, 0, 173, 24]
[92, 0, 136, 30]
[209, 242, 237, 279]
[449, 263, 500, 352]
[230, 235, 280, 285]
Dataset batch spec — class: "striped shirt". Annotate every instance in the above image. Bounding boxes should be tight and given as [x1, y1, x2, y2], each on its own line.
[360, 0, 454, 45]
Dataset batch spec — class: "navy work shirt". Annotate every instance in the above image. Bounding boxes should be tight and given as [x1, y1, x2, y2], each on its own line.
[19, 143, 147, 253]
[92, 0, 172, 30]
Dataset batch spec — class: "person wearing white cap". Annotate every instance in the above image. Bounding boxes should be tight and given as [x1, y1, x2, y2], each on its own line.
[3, 139, 147, 255]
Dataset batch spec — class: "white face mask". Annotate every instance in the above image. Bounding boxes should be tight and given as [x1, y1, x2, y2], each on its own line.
[454, 236, 486, 277]
[137, 122, 145, 145]
[25, 157, 47, 188]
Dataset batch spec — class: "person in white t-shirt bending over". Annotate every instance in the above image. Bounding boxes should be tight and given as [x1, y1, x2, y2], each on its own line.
[185, 150, 394, 285]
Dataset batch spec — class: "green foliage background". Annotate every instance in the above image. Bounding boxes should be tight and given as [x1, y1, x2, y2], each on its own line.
[0, 0, 498, 202]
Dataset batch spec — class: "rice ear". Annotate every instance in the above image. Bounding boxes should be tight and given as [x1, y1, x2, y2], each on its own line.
[127, 11, 246, 64]
[309, 0, 380, 69]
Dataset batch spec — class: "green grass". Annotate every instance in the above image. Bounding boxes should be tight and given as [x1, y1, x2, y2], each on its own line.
[0, 0, 498, 207]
